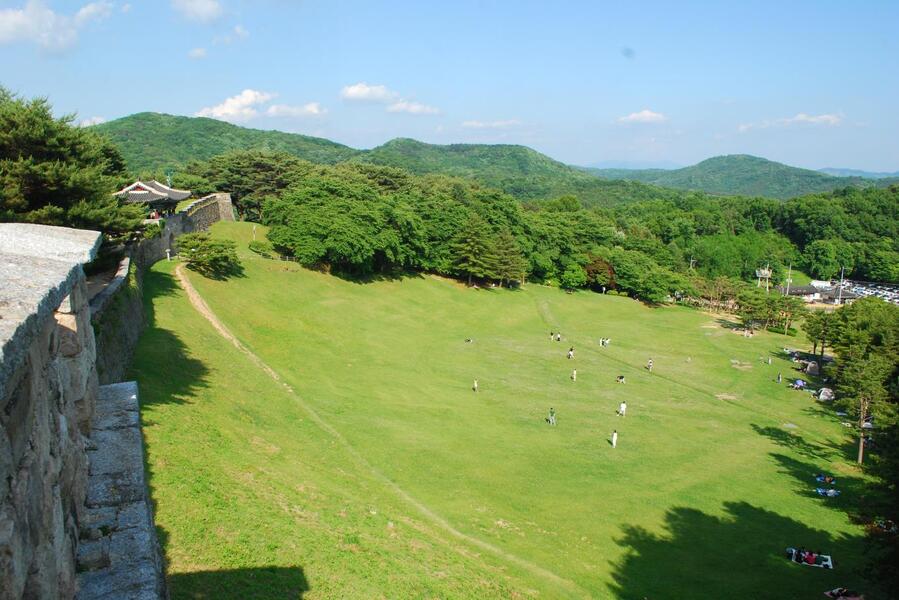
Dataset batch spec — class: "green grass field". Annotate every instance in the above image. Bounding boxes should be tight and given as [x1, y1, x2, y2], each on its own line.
[131, 222, 874, 599]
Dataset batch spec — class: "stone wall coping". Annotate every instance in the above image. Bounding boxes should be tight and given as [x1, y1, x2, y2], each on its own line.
[89, 255, 132, 318]
[0, 223, 101, 400]
[179, 193, 219, 216]
[0, 223, 102, 263]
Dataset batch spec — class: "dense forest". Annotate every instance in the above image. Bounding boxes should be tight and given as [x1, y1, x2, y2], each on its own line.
[162, 149, 899, 291]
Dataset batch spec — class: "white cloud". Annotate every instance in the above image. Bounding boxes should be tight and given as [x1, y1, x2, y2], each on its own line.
[188, 47, 207, 59]
[266, 102, 326, 117]
[214, 24, 249, 45]
[617, 109, 667, 124]
[0, 0, 112, 53]
[79, 116, 106, 127]
[462, 119, 520, 129]
[171, 0, 221, 23]
[340, 82, 398, 102]
[195, 89, 275, 122]
[783, 112, 842, 126]
[738, 112, 843, 133]
[342, 82, 439, 115]
[120, 3, 131, 12]
[387, 100, 440, 115]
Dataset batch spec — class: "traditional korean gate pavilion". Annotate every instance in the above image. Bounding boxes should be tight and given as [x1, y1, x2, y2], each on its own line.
[114, 180, 191, 213]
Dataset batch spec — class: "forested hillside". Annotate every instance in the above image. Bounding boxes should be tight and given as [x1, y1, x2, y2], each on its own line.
[170, 150, 899, 293]
[357, 138, 688, 205]
[589, 154, 877, 199]
[97, 113, 695, 207]
[93, 112, 358, 171]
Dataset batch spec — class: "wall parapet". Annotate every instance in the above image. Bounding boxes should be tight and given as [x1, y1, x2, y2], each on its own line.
[0, 224, 101, 399]
[1, 224, 102, 599]
[89, 255, 132, 318]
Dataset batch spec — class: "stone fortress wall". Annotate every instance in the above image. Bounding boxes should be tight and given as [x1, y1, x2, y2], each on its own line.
[91, 193, 234, 385]
[0, 193, 232, 599]
[1, 225, 105, 599]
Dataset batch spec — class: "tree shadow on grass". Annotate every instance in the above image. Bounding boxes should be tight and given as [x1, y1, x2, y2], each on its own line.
[325, 266, 425, 285]
[126, 268, 210, 409]
[608, 501, 866, 600]
[715, 318, 743, 330]
[752, 424, 834, 462]
[753, 418, 863, 469]
[185, 260, 246, 281]
[769, 453, 884, 525]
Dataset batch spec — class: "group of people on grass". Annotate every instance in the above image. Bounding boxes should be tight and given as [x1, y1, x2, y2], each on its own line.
[815, 473, 841, 497]
[539, 331, 642, 448]
[794, 547, 823, 565]
[473, 330, 645, 446]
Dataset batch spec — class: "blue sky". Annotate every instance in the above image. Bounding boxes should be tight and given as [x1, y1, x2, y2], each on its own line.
[2, 0, 898, 170]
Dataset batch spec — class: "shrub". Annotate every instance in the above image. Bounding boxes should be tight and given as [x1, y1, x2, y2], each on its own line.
[560, 264, 588, 290]
[767, 325, 798, 336]
[143, 222, 163, 240]
[177, 232, 242, 279]
[248, 240, 274, 258]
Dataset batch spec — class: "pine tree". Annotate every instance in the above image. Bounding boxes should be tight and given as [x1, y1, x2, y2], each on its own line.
[492, 230, 528, 286]
[451, 213, 496, 285]
[0, 86, 142, 235]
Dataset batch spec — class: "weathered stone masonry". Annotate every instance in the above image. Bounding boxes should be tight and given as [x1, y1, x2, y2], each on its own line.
[1, 224, 104, 599]
[1, 193, 232, 599]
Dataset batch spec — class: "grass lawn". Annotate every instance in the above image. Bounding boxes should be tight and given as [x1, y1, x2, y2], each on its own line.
[783, 269, 814, 287]
[132, 221, 875, 599]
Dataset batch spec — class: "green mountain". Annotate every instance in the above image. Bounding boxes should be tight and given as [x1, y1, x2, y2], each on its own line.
[93, 112, 358, 172]
[589, 154, 876, 199]
[356, 138, 687, 204]
[95, 113, 690, 206]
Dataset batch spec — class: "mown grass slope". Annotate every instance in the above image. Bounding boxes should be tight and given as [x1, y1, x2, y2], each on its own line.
[133, 221, 875, 598]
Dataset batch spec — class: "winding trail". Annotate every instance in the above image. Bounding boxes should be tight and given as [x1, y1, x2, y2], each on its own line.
[174, 264, 588, 597]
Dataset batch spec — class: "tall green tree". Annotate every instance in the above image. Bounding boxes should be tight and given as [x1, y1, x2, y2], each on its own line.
[830, 298, 899, 464]
[451, 213, 497, 285]
[177, 232, 243, 279]
[0, 87, 142, 235]
[492, 230, 528, 286]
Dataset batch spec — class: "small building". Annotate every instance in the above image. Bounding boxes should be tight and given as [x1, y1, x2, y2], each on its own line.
[777, 284, 858, 305]
[820, 287, 858, 305]
[114, 180, 191, 213]
[777, 284, 822, 302]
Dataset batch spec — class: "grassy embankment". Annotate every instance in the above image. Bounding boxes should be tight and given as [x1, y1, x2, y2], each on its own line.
[132, 221, 874, 599]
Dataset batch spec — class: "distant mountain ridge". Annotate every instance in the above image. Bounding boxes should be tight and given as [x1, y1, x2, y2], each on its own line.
[95, 113, 891, 202]
[588, 154, 886, 199]
[818, 167, 899, 179]
[94, 113, 693, 206]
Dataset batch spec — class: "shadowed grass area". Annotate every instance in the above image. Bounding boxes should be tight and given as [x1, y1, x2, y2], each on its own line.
[132, 221, 877, 598]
